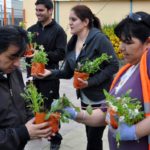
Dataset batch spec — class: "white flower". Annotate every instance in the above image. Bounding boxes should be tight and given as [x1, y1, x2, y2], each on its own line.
[107, 102, 113, 107]
[119, 116, 125, 122]
[39, 45, 44, 51]
[111, 105, 118, 112]
[123, 104, 128, 108]
[116, 97, 120, 100]
[122, 97, 127, 102]
[134, 109, 139, 114]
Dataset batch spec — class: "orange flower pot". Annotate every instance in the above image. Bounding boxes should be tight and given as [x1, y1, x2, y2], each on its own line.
[31, 62, 45, 75]
[48, 112, 61, 134]
[24, 50, 34, 56]
[35, 112, 46, 124]
[24, 44, 34, 56]
[73, 71, 89, 89]
[35, 112, 60, 134]
[108, 108, 118, 129]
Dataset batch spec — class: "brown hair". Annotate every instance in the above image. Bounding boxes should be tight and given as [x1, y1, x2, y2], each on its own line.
[71, 5, 101, 30]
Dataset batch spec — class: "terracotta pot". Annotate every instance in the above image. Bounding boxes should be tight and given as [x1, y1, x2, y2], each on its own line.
[35, 112, 61, 133]
[108, 108, 118, 129]
[35, 112, 46, 124]
[48, 112, 61, 133]
[24, 50, 34, 56]
[24, 43, 34, 56]
[73, 71, 89, 89]
[31, 62, 45, 75]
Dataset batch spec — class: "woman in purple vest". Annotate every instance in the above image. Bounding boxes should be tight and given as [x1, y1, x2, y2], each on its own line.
[58, 11, 150, 150]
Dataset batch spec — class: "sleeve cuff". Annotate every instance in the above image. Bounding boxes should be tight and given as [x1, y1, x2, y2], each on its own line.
[15, 125, 30, 145]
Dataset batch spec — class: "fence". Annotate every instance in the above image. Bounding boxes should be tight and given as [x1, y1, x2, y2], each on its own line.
[0, 0, 25, 26]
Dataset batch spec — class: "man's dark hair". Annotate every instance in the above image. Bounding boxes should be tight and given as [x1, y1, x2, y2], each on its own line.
[35, 0, 53, 9]
[0, 25, 27, 56]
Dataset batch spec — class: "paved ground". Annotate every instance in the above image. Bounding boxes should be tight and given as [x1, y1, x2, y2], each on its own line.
[23, 77, 109, 150]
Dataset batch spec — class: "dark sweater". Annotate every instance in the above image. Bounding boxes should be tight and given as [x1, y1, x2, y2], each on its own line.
[0, 69, 32, 150]
[26, 20, 67, 79]
[51, 28, 119, 101]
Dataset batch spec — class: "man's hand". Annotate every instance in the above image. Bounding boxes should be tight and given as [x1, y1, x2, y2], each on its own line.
[25, 118, 52, 139]
[32, 69, 51, 79]
[24, 49, 37, 58]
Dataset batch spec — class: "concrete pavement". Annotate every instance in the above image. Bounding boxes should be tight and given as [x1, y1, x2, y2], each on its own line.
[24, 78, 109, 150]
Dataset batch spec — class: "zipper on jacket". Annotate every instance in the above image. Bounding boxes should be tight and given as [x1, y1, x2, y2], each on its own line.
[7, 74, 13, 97]
[7, 74, 25, 123]
[9, 88, 13, 97]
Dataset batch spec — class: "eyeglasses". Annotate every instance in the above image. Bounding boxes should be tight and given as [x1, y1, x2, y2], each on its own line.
[128, 13, 150, 28]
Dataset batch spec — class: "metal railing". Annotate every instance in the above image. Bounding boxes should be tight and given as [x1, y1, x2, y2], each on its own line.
[0, 0, 25, 26]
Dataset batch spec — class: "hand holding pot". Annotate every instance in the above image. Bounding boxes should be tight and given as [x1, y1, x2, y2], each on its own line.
[51, 100, 78, 120]
[24, 49, 37, 58]
[32, 69, 51, 79]
[76, 78, 88, 89]
[73, 71, 89, 89]
[64, 107, 78, 120]
[110, 122, 138, 141]
[25, 118, 52, 139]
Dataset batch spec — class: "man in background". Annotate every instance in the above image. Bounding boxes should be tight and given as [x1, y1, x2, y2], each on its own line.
[26, 0, 67, 150]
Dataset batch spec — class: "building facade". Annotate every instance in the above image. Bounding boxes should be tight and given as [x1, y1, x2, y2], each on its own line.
[23, 0, 150, 37]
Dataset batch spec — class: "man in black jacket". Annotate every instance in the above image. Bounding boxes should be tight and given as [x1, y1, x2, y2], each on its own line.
[26, 0, 67, 150]
[0, 25, 52, 150]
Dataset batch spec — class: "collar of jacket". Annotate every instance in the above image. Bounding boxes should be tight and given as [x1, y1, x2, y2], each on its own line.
[0, 71, 8, 80]
[67, 27, 101, 52]
[85, 27, 102, 45]
[37, 19, 56, 29]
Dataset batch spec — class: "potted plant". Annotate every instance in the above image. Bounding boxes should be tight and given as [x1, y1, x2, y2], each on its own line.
[73, 53, 111, 89]
[19, 21, 26, 29]
[21, 83, 60, 134]
[31, 45, 48, 75]
[24, 32, 35, 56]
[20, 82, 46, 124]
[104, 89, 144, 147]
[46, 94, 92, 126]
[46, 94, 80, 123]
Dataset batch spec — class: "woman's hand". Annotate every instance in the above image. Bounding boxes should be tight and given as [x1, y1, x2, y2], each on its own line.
[77, 78, 88, 89]
[51, 100, 78, 120]
[32, 69, 51, 79]
[109, 122, 138, 141]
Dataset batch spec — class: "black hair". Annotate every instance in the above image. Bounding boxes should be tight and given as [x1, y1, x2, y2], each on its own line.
[115, 11, 150, 43]
[0, 25, 27, 56]
[71, 5, 101, 30]
[35, 0, 53, 9]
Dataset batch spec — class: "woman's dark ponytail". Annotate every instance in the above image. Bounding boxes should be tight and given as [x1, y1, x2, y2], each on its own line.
[71, 5, 102, 30]
[92, 14, 102, 30]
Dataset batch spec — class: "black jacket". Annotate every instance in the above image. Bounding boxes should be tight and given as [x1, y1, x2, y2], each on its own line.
[51, 28, 119, 101]
[0, 69, 32, 150]
[26, 20, 67, 79]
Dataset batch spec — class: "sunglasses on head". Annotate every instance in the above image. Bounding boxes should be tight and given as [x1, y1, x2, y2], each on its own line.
[128, 13, 150, 28]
